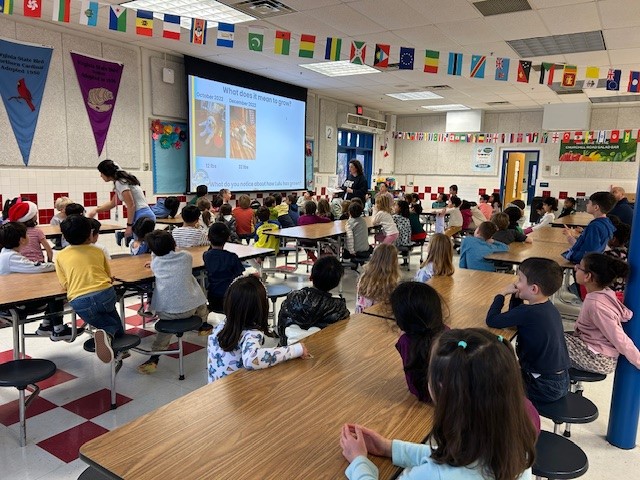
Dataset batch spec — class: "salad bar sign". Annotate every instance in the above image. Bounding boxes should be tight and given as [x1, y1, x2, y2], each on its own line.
[559, 140, 637, 162]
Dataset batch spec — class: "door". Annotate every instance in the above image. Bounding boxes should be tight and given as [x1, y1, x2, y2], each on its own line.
[503, 152, 525, 205]
[526, 160, 539, 205]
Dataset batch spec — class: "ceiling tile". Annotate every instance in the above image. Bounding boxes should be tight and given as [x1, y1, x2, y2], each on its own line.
[403, 0, 482, 23]
[300, 3, 386, 36]
[564, 51, 610, 67]
[529, 0, 595, 7]
[603, 27, 640, 50]
[393, 25, 459, 49]
[537, 3, 601, 35]
[484, 11, 550, 41]
[349, 0, 432, 30]
[598, 0, 640, 29]
[608, 48, 640, 65]
[436, 19, 502, 45]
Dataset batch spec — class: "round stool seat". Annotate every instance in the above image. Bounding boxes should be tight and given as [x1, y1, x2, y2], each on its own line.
[155, 315, 202, 334]
[569, 368, 607, 383]
[77, 466, 110, 480]
[536, 392, 599, 425]
[0, 359, 57, 389]
[266, 284, 292, 300]
[533, 431, 588, 479]
[84, 334, 141, 354]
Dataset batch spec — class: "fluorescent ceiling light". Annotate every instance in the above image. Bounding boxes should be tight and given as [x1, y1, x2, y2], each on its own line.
[299, 61, 381, 77]
[422, 104, 470, 111]
[386, 91, 443, 101]
[121, 0, 255, 29]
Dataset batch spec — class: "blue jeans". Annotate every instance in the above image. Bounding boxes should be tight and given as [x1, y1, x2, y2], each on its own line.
[70, 287, 124, 338]
[522, 370, 570, 407]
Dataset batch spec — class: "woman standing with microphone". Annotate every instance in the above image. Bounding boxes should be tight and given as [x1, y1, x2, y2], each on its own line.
[342, 159, 368, 202]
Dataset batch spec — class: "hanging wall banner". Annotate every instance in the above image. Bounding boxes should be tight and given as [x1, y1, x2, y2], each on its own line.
[559, 139, 637, 162]
[472, 145, 496, 174]
[70, 51, 124, 156]
[0, 38, 53, 166]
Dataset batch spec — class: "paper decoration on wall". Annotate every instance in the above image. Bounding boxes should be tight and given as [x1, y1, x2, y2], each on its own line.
[0, 38, 52, 165]
[71, 51, 124, 156]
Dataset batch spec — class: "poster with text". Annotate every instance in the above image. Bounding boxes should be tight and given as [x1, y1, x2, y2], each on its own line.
[559, 141, 636, 162]
[472, 145, 496, 174]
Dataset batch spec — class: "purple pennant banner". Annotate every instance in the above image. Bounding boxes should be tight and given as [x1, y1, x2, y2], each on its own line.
[0, 38, 53, 166]
[70, 52, 124, 156]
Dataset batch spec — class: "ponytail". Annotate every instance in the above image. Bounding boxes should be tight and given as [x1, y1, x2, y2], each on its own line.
[583, 253, 630, 288]
[97, 159, 140, 186]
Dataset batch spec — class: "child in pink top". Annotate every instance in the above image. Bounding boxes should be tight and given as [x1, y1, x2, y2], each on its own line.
[371, 194, 398, 244]
[565, 253, 640, 374]
[8, 201, 52, 263]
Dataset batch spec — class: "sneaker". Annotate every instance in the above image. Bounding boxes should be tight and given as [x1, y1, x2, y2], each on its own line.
[137, 359, 158, 375]
[120, 351, 131, 360]
[124, 235, 132, 248]
[51, 325, 84, 342]
[137, 307, 155, 318]
[36, 324, 53, 337]
[94, 330, 114, 364]
[198, 322, 214, 336]
[115, 231, 124, 247]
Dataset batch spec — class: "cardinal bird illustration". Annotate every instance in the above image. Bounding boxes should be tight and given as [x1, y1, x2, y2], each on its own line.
[17, 78, 35, 111]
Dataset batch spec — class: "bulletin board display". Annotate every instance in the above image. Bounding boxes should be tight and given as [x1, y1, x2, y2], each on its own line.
[151, 119, 188, 194]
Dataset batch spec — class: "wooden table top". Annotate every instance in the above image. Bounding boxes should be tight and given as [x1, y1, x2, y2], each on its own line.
[80, 313, 433, 479]
[0, 271, 66, 308]
[154, 216, 183, 225]
[364, 269, 516, 339]
[527, 227, 570, 244]
[39, 223, 123, 239]
[485, 240, 574, 268]
[270, 217, 375, 240]
[109, 244, 274, 283]
[551, 212, 593, 228]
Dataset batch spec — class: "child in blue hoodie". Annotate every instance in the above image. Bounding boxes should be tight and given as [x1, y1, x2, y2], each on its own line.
[563, 191, 616, 264]
[459, 221, 509, 272]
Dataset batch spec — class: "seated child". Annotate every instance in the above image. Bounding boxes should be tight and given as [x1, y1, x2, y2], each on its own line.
[431, 193, 448, 209]
[296, 190, 314, 208]
[287, 194, 300, 225]
[524, 196, 557, 234]
[0, 222, 69, 341]
[207, 276, 310, 383]
[278, 255, 349, 345]
[232, 194, 255, 244]
[390, 281, 446, 402]
[409, 203, 426, 242]
[504, 205, 526, 235]
[273, 193, 295, 228]
[211, 194, 223, 214]
[392, 200, 412, 251]
[297, 201, 330, 262]
[8, 201, 53, 263]
[415, 233, 454, 283]
[264, 195, 278, 221]
[477, 194, 493, 219]
[486, 257, 570, 405]
[330, 192, 344, 219]
[50, 196, 73, 249]
[59, 203, 85, 248]
[459, 221, 508, 272]
[443, 196, 462, 236]
[137, 230, 209, 374]
[204, 223, 245, 314]
[363, 193, 372, 216]
[56, 215, 124, 363]
[605, 222, 629, 299]
[172, 205, 209, 248]
[492, 212, 530, 245]
[558, 197, 577, 218]
[130, 217, 155, 255]
[89, 218, 111, 260]
[339, 200, 351, 221]
[372, 194, 399, 245]
[355, 243, 399, 313]
[459, 200, 474, 231]
[563, 191, 616, 264]
[254, 206, 280, 268]
[343, 202, 371, 261]
[188, 184, 208, 206]
[197, 197, 213, 228]
[564, 253, 639, 374]
[150, 196, 180, 219]
[219, 188, 232, 204]
[216, 203, 240, 243]
[317, 198, 335, 221]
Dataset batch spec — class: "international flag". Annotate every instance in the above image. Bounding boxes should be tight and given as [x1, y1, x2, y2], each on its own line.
[623, 130, 632, 143]
[539, 62, 556, 85]
[495, 57, 509, 81]
[562, 132, 571, 142]
[628, 71, 640, 92]
[191, 18, 207, 45]
[606, 69, 621, 91]
[447, 52, 462, 76]
[562, 65, 577, 87]
[597, 130, 606, 143]
[274, 30, 290, 55]
[585, 131, 593, 143]
[583, 66, 599, 89]
[23, 0, 41, 18]
[325, 37, 341, 61]
[610, 130, 620, 143]
[573, 131, 583, 143]
[350, 41, 366, 64]
[551, 132, 560, 143]
[248, 28, 264, 52]
[374, 44, 390, 68]
[52, 0, 70, 22]
[79, 1, 98, 27]
[469, 55, 486, 79]
[399, 47, 414, 70]
[163, 14, 181, 40]
[424, 49, 439, 73]
[136, 10, 153, 36]
[517, 60, 531, 83]
[298, 34, 315, 58]
[1, 0, 13, 15]
[217, 22, 234, 48]
[109, 6, 127, 32]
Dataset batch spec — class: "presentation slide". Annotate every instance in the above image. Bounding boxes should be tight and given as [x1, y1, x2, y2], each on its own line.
[188, 75, 306, 192]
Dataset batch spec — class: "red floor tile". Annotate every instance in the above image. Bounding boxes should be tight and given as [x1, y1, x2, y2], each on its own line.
[126, 302, 144, 312]
[167, 341, 204, 359]
[126, 326, 155, 338]
[61, 389, 132, 420]
[124, 313, 151, 327]
[0, 350, 31, 362]
[37, 369, 77, 390]
[37, 421, 109, 463]
[0, 396, 58, 426]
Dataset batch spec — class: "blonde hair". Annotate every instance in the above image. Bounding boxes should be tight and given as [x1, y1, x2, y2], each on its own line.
[54, 196, 73, 212]
[421, 233, 455, 277]
[237, 194, 251, 209]
[358, 244, 400, 303]
[317, 198, 332, 217]
[197, 197, 212, 226]
[375, 194, 392, 213]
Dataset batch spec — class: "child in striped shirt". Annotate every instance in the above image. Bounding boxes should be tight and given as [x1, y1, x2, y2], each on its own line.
[171, 205, 209, 248]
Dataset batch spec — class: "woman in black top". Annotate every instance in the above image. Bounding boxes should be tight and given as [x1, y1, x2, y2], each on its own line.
[341, 159, 368, 202]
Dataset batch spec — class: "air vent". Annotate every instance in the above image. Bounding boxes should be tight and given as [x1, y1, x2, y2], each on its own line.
[345, 114, 387, 133]
[473, 0, 531, 16]
[233, 0, 296, 18]
[555, 89, 585, 96]
[426, 85, 453, 91]
[381, 63, 399, 71]
[508, 31, 605, 58]
[590, 95, 640, 104]
[487, 101, 511, 105]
